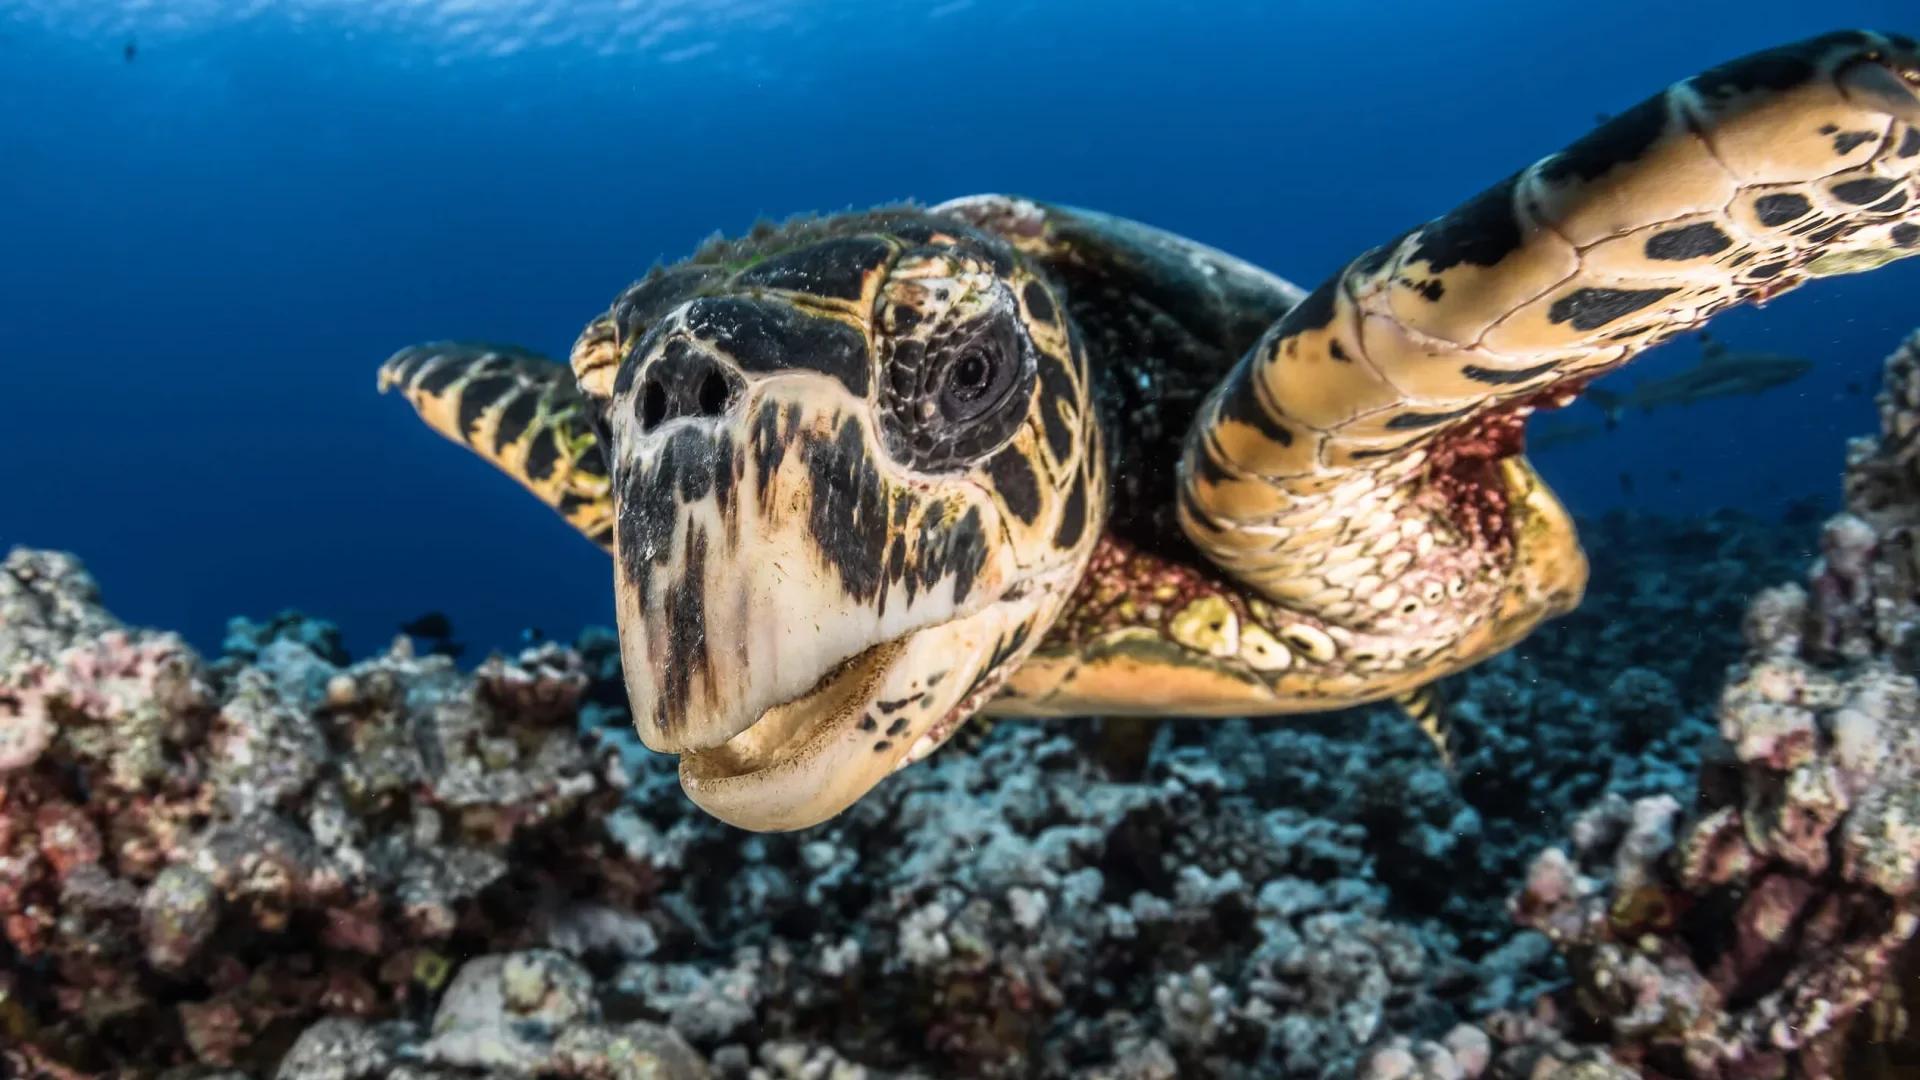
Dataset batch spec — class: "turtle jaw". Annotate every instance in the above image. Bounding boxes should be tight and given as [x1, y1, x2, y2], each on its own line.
[673, 571, 1067, 832]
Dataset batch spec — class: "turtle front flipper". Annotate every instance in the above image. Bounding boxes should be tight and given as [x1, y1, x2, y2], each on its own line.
[378, 342, 614, 550]
[1179, 30, 1920, 710]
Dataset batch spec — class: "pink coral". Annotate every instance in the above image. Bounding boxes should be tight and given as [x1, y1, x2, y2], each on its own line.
[1486, 328, 1920, 1080]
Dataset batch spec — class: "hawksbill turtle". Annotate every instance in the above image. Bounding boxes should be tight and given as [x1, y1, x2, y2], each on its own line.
[379, 30, 1920, 832]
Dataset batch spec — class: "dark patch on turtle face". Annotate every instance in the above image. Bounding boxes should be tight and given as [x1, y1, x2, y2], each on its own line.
[910, 503, 989, 606]
[492, 391, 541, 454]
[1898, 128, 1920, 158]
[1346, 446, 1398, 460]
[877, 695, 919, 713]
[1411, 278, 1444, 302]
[525, 428, 561, 481]
[683, 296, 872, 398]
[1215, 362, 1295, 448]
[617, 453, 675, 606]
[1385, 403, 1477, 431]
[1539, 96, 1670, 185]
[590, 524, 615, 548]
[1754, 192, 1813, 227]
[858, 715, 878, 732]
[885, 716, 909, 737]
[1053, 471, 1087, 549]
[1462, 359, 1561, 385]
[1546, 286, 1680, 332]
[1034, 350, 1077, 465]
[662, 425, 726, 506]
[883, 535, 907, 607]
[1869, 191, 1910, 215]
[1690, 33, 1851, 99]
[617, 426, 731, 604]
[1406, 172, 1525, 273]
[873, 739, 893, 753]
[987, 619, 1033, 671]
[985, 446, 1042, 525]
[1644, 222, 1733, 261]
[733, 236, 894, 301]
[1831, 177, 1899, 206]
[1021, 280, 1056, 324]
[1831, 130, 1878, 155]
[1894, 223, 1920, 247]
[1329, 340, 1351, 362]
[653, 522, 711, 736]
[745, 402, 799, 504]
[801, 416, 890, 603]
[1749, 259, 1790, 279]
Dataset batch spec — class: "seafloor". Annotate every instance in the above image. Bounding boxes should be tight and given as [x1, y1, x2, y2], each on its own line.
[5, 334, 1920, 1080]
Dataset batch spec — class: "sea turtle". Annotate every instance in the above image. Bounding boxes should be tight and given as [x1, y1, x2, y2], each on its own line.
[379, 30, 1920, 832]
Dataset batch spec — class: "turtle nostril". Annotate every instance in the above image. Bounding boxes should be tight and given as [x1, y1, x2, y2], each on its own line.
[636, 341, 737, 431]
[640, 378, 668, 432]
[697, 370, 732, 417]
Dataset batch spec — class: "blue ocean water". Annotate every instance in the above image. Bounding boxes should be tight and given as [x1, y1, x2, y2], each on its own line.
[3, 0, 1917, 663]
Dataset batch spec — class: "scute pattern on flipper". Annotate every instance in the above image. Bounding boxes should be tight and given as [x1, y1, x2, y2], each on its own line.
[1178, 29, 1920, 716]
[377, 343, 614, 549]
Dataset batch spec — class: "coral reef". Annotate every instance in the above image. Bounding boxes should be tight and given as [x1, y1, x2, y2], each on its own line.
[4, 330, 1914, 1080]
[1369, 329, 1920, 1080]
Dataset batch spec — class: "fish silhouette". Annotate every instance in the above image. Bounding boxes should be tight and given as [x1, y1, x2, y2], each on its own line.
[1584, 331, 1812, 429]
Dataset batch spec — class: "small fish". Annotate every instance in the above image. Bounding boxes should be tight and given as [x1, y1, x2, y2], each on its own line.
[123, 40, 136, 62]
[400, 611, 454, 639]
[426, 639, 467, 661]
[1619, 471, 1635, 495]
[1667, 468, 1682, 483]
[1527, 415, 1604, 453]
[521, 627, 546, 644]
[1584, 331, 1813, 429]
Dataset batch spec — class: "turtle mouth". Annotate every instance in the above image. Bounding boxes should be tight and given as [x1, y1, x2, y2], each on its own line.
[672, 568, 1070, 833]
[679, 636, 912, 782]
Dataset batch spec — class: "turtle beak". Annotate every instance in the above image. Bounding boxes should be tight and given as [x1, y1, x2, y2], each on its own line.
[605, 332, 1029, 829]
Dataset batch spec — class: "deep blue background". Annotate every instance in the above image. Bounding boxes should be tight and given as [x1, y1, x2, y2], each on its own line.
[4, 0, 1918, 660]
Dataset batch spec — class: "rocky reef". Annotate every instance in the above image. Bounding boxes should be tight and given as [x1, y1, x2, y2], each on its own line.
[3, 334, 1916, 1080]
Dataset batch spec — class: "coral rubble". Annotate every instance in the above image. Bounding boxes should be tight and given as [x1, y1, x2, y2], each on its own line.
[5, 333, 1917, 1079]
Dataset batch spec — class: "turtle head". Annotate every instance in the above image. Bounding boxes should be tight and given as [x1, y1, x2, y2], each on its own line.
[571, 214, 1102, 831]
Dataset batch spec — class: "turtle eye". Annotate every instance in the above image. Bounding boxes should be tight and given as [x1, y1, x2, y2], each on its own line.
[879, 298, 1036, 472]
[938, 345, 1016, 423]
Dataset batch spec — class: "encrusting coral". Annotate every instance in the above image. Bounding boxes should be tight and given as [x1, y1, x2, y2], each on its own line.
[6, 331, 1920, 1080]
